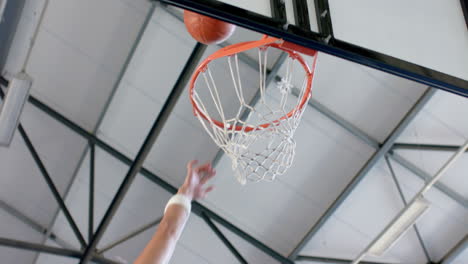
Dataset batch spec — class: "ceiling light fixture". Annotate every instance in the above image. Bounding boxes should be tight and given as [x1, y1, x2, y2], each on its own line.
[367, 196, 430, 256]
[0, 73, 32, 147]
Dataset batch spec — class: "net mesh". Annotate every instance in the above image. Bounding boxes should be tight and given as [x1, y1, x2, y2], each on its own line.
[192, 45, 314, 184]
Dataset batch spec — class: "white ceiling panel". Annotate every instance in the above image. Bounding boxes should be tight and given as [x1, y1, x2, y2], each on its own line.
[398, 90, 468, 144]
[40, 0, 148, 74]
[26, 27, 119, 131]
[121, 7, 196, 110]
[24, 0, 149, 131]
[0, 209, 44, 264]
[276, 103, 375, 210]
[329, 0, 468, 80]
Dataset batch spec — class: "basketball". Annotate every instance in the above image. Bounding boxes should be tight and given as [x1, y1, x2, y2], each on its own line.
[183, 10, 236, 45]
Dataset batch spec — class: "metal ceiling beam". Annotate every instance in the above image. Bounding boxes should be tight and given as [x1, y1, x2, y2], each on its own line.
[393, 143, 468, 153]
[201, 212, 248, 264]
[98, 217, 162, 254]
[78, 43, 207, 264]
[440, 235, 468, 264]
[293, 0, 311, 31]
[155, 0, 468, 97]
[0, 237, 117, 264]
[388, 152, 468, 208]
[288, 88, 436, 259]
[88, 142, 95, 242]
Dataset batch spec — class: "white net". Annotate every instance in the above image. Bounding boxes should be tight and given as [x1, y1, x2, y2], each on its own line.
[191, 43, 316, 184]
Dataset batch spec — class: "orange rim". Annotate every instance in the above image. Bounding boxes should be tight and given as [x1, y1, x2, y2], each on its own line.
[189, 36, 318, 132]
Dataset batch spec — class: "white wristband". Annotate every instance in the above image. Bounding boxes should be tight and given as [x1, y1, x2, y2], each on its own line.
[164, 194, 192, 215]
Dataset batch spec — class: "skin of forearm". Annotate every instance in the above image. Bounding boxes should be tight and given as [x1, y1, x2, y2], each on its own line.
[133, 205, 189, 264]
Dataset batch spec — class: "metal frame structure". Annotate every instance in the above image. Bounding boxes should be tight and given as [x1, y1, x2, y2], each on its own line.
[0, 1, 467, 264]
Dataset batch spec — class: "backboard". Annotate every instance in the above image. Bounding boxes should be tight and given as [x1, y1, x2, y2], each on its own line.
[157, 0, 468, 97]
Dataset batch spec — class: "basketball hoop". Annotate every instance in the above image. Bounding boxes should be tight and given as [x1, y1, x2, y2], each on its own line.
[189, 36, 318, 184]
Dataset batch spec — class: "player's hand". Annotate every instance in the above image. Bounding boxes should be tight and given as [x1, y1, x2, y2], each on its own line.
[178, 160, 216, 200]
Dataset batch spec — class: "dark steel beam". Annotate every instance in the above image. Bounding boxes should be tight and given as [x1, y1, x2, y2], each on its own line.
[0, 76, 8, 86]
[313, 0, 333, 39]
[79, 43, 207, 264]
[0, 237, 118, 264]
[201, 212, 248, 264]
[0, 88, 87, 249]
[393, 143, 468, 153]
[23, 89, 293, 264]
[440, 235, 467, 264]
[293, 0, 311, 30]
[296, 255, 397, 264]
[155, 0, 468, 97]
[461, 0, 468, 29]
[98, 217, 162, 254]
[270, 0, 287, 23]
[288, 88, 436, 259]
[384, 156, 431, 262]
[88, 142, 95, 242]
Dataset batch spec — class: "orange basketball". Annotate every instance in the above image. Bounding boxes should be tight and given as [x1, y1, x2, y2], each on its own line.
[184, 10, 236, 45]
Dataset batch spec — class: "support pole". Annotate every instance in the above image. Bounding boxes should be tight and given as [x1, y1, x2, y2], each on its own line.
[88, 142, 95, 242]
[0, 237, 117, 264]
[98, 217, 162, 254]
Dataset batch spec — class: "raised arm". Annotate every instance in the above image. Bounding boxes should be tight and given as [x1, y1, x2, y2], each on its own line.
[134, 160, 216, 264]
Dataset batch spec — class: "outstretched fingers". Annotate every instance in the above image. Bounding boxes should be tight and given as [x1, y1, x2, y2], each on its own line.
[200, 168, 216, 184]
[200, 185, 215, 199]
